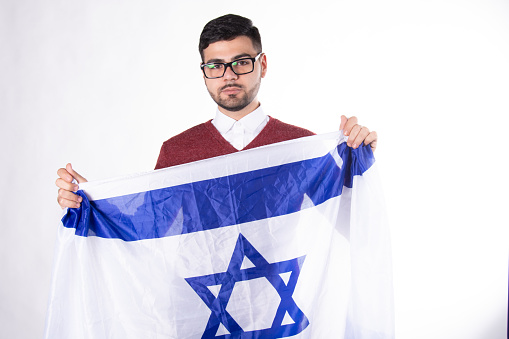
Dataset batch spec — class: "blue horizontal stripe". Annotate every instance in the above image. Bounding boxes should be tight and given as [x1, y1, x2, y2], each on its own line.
[62, 142, 374, 241]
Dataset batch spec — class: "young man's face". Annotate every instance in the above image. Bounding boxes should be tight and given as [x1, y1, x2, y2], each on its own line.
[202, 35, 267, 119]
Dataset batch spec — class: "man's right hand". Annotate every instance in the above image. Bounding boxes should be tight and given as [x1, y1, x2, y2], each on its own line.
[56, 163, 88, 209]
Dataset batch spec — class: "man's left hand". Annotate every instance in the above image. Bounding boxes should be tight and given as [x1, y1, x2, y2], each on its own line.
[339, 115, 378, 152]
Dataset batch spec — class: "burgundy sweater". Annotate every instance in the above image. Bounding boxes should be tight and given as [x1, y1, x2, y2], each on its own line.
[155, 117, 315, 169]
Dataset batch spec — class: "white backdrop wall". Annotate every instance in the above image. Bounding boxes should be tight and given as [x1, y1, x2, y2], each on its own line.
[1, 0, 508, 338]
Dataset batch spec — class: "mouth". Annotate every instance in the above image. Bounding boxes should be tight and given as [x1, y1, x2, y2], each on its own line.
[220, 85, 242, 95]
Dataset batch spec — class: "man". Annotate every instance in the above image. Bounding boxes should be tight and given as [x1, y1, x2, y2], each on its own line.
[56, 14, 377, 208]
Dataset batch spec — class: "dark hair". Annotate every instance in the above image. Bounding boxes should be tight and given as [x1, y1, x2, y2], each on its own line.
[199, 14, 262, 61]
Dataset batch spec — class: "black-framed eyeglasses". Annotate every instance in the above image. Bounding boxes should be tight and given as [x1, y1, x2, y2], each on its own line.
[201, 53, 263, 79]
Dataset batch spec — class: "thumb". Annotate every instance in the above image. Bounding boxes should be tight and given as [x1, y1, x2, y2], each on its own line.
[66, 163, 88, 184]
[339, 115, 347, 131]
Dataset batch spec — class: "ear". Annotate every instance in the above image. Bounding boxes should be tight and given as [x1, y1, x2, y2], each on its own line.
[260, 53, 267, 78]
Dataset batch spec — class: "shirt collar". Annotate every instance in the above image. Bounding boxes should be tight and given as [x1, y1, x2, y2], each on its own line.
[212, 106, 268, 134]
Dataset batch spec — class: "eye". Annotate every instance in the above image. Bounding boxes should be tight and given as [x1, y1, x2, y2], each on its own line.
[236, 60, 250, 66]
[206, 63, 223, 69]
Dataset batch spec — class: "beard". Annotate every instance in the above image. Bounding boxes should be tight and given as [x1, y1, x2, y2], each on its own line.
[209, 81, 261, 112]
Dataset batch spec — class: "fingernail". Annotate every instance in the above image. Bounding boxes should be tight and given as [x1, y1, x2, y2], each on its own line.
[353, 143, 357, 148]
[75, 203, 80, 208]
[74, 185, 79, 192]
[78, 197, 82, 202]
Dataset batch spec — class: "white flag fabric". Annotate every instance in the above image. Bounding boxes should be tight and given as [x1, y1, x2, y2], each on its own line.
[45, 132, 394, 339]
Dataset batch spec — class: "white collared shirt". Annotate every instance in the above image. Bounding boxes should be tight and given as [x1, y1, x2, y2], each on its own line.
[211, 106, 270, 150]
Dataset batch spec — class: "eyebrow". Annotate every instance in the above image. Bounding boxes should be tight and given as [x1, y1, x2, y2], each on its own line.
[205, 53, 254, 64]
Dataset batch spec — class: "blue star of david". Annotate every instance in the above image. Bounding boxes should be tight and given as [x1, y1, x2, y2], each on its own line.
[185, 233, 309, 338]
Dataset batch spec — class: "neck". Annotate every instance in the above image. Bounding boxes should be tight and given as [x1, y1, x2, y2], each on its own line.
[218, 100, 260, 121]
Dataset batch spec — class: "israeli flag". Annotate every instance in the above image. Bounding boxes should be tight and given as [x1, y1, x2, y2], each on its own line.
[45, 132, 394, 339]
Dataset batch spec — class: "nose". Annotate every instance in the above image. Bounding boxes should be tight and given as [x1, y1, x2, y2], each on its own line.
[223, 64, 238, 80]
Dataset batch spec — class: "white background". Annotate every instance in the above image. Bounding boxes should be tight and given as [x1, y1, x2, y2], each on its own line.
[1, 0, 508, 338]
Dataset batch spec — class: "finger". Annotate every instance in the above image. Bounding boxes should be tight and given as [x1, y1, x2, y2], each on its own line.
[369, 140, 377, 152]
[57, 167, 74, 183]
[343, 116, 358, 136]
[66, 163, 88, 184]
[55, 177, 79, 192]
[347, 124, 362, 147]
[58, 188, 82, 202]
[363, 131, 378, 144]
[57, 195, 82, 209]
[339, 115, 348, 131]
[351, 126, 370, 149]
[57, 189, 82, 209]
[364, 131, 378, 152]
